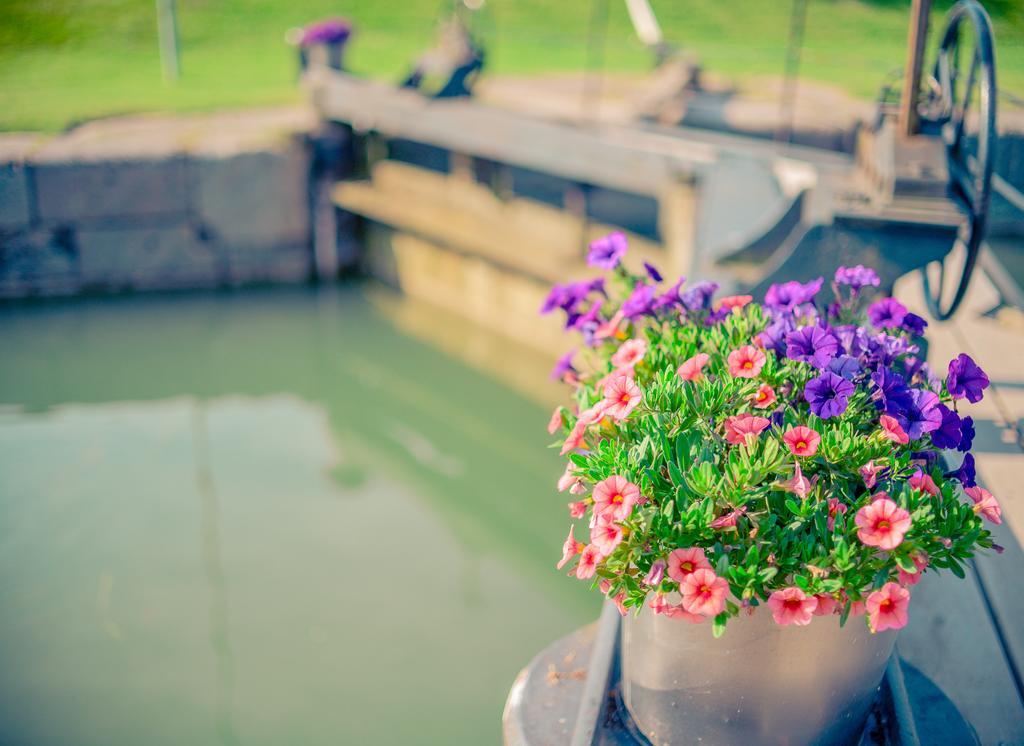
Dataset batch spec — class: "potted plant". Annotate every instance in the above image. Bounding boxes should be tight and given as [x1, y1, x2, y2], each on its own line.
[543, 233, 999, 745]
[290, 18, 353, 72]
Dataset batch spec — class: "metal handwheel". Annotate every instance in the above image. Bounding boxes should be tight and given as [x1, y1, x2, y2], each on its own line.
[920, 0, 998, 320]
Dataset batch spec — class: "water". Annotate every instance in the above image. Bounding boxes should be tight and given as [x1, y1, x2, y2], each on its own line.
[0, 285, 599, 746]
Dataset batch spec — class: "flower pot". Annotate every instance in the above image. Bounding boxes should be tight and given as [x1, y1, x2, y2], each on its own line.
[621, 605, 897, 746]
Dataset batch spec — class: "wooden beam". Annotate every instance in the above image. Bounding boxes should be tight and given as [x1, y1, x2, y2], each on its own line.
[898, 0, 932, 137]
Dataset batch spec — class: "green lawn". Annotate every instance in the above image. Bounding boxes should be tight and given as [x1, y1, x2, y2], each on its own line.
[0, 0, 1021, 131]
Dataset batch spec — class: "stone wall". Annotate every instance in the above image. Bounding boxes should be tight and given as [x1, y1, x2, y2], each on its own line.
[0, 108, 317, 299]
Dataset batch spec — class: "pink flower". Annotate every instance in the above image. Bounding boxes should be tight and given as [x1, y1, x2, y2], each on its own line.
[783, 425, 820, 457]
[557, 465, 582, 492]
[601, 374, 642, 420]
[679, 568, 729, 617]
[611, 592, 629, 616]
[880, 415, 910, 444]
[751, 383, 776, 409]
[767, 586, 818, 626]
[859, 460, 882, 489]
[547, 407, 564, 435]
[718, 294, 753, 312]
[855, 497, 912, 550]
[848, 599, 867, 617]
[677, 352, 710, 382]
[594, 310, 625, 341]
[592, 475, 640, 521]
[557, 526, 585, 569]
[908, 470, 939, 496]
[576, 544, 603, 579]
[578, 401, 609, 426]
[667, 547, 712, 583]
[568, 501, 588, 519]
[644, 559, 667, 587]
[710, 506, 746, 529]
[827, 497, 848, 531]
[590, 521, 624, 555]
[723, 413, 770, 445]
[866, 582, 911, 632]
[649, 594, 705, 623]
[559, 420, 588, 455]
[727, 345, 767, 378]
[778, 462, 814, 500]
[570, 481, 587, 495]
[611, 338, 648, 370]
[965, 486, 1002, 524]
[898, 552, 929, 587]
[812, 593, 838, 616]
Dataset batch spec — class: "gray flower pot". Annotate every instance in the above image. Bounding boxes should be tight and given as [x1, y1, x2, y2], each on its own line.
[621, 606, 897, 746]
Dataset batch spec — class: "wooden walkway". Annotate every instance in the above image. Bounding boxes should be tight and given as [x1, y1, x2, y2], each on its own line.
[894, 267, 1024, 745]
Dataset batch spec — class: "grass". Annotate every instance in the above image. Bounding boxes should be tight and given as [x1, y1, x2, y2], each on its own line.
[0, 0, 1021, 131]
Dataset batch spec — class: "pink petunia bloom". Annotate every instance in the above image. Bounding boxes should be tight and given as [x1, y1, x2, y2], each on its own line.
[679, 568, 729, 617]
[908, 470, 939, 496]
[677, 352, 710, 382]
[866, 582, 911, 632]
[592, 475, 640, 522]
[590, 521, 625, 556]
[880, 415, 910, 444]
[649, 594, 705, 623]
[570, 481, 587, 495]
[578, 400, 610, 426]
[644, 558, 667, 587]
[611, 592, 629, 616]
[767, 586, 818, 626]
[601, 374, 642, 421]
[727, 345, 767, 378]
[855, 497, 912, 550]
[557, 526, 585, 569]
[848, 599, 867, 617]
[827, 497, 848, 531]
[898, 552, 929, 587]
[783, 425, 821, 457]
[724, 413, 771, 445]
[611, 338, 648, 370]
[547, 407, 564, 435]
[710, 506, 746, 529]
[667, 547, 712, 583]
[568, 501, 588, 519]
[559, 420, 589, 455]
[859, 460, 882, 489]
[594, 310, 625, 341]
[718, 294, 753, 312]
[575, 544, 603, 579]
[965, 486, 1002, 524]
[812, 593, 838, 616]
[778, 462, 814, 500]
[557, 465, 582, 492]
[751, 383, 777, 409]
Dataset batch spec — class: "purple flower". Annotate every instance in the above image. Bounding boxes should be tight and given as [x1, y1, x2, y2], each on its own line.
[571, 299, 604, 333]
[900, 389, 942, 440]
[834, 265, 880, 290]
[300, 18, 353, 46]
[786, 325, 840, 369]
[643, 262, 663, 282]
[864, 333, 916, 367]
[931, 404, 963, 449]
[828, 355, 862, 380]
[867, 298, 908, 329]
[759, 316, 796, 355]
[587, 232, 628, 269]
[871, 369, 914, 416]
[902, 312, 928, 336]
[764, 277, 823, 312]
[550, 350, 576, 380]
[680, 281, 719, 312]
[945, 453, 977, 487]
[540, 278, 603, 316]
[947, 353, 989, 403]
[804, 372, 855, 419]
[834, 324, 869, 359]
[652, 276, 686, 312]
[958, 416, 975, 453]
[621, 284, 656, 319]
[705, 307, 730, 326]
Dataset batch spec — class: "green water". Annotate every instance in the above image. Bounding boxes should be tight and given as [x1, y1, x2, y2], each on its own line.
[0, 286, 599, 746]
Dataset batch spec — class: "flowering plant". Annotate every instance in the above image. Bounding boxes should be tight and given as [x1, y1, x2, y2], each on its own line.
[545, 233, 999, 636]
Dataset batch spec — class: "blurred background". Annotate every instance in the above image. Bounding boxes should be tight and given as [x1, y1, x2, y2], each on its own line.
[1, 1, 1023, 745]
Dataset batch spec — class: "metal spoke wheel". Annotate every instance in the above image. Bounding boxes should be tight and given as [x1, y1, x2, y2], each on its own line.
[920, 0, 997, 320]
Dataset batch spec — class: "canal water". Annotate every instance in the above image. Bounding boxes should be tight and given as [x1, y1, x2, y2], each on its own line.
[0, 285, 599, 746]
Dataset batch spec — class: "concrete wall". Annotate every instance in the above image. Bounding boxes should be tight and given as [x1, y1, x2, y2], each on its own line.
[0, 108, 317, 299]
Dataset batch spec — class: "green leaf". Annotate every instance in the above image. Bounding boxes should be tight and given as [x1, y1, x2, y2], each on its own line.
[712, 612, 727, 638]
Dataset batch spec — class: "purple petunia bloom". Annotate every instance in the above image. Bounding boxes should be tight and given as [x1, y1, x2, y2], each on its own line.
[958, 416, 975, 453]
[621, 283, 657, 319]
[705, 307, 731, 326]
[680, 281, 719, 312]
[804, 371, 855, 419]
[643, 262, 663, 282]
[651, 276, 686, 312]
[570, 299, 603, 333]
[864, 333, 916, 367]
[764, 277, 824, 313]
[540, 278, 604, 316]
[947, 353, 989, 403]
[901, 312, 928, 336]
[300, 18, 353, 46]
[587, 232, 628, 270]
[945, 453, 977, 487]
[900, 389, 942, 441]
[550, 350, 576, 380]
[871, 369, 915, 416]
[786, 325, 840, 369]
[834, 265, 881, 290]
[759, 316, 796, 356]
[931, 404, 963, 450]
[867, 298, 908, 329]
[828, 354, 862, 380]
